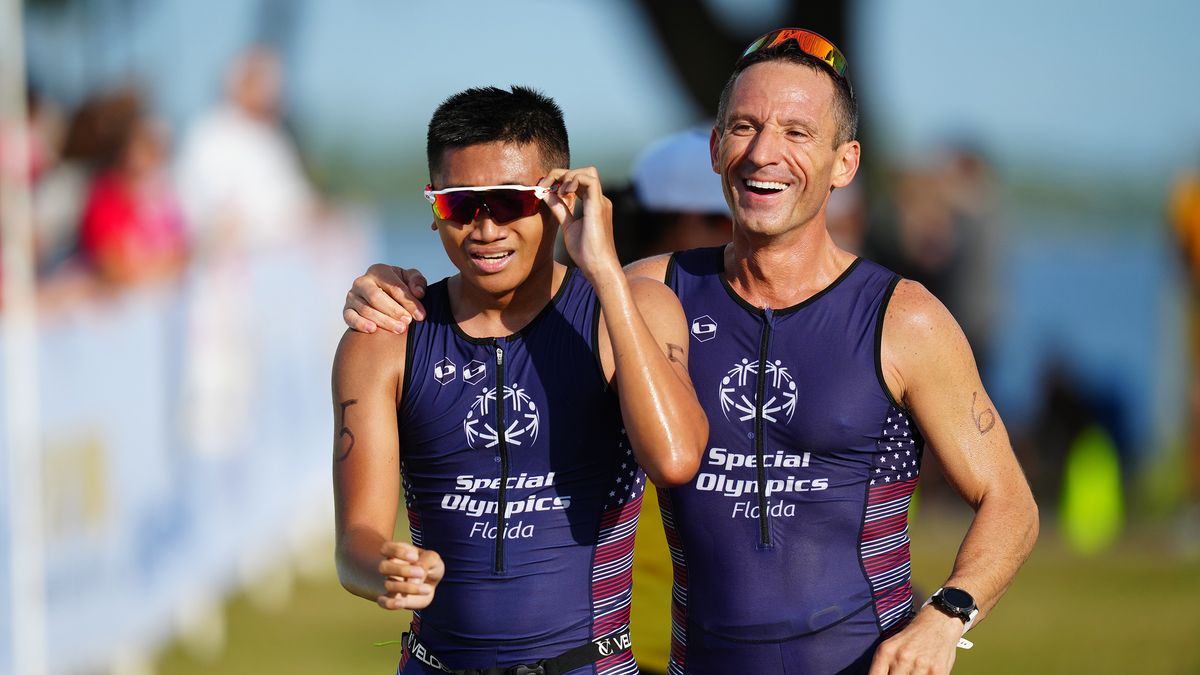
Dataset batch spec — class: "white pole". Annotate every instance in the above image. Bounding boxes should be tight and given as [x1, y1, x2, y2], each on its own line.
[0, 0, 48, 672]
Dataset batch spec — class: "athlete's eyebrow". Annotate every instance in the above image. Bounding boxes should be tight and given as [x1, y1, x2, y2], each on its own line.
[777, 116, 821, 136]
[722, 109, 761, 126]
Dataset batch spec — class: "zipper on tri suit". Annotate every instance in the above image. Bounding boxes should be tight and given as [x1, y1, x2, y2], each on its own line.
[755, 308, 773, 546]
[493, 341, 509, 573]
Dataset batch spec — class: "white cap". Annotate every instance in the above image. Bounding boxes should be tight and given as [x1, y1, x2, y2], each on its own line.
[630, 126, 729, 216]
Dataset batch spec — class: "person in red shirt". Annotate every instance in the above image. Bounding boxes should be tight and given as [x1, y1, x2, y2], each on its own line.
[79, 114, 187, 287]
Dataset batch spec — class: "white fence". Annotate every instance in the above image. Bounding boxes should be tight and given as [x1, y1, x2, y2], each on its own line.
[0, 225, 371, 674]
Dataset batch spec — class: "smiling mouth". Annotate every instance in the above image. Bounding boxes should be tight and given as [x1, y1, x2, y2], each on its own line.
[472, 251, 513, 261]
[744, 179, 789, 195]
[469, 250, 515, 272]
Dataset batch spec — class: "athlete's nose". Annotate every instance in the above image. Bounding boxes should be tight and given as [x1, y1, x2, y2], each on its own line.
[744, 128, 784, 169]
[470, 211, 505, 242]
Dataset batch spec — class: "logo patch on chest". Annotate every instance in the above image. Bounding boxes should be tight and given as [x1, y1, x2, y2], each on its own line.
[463, 384, 541, 449]
[433, 357, 457, 385]
[463, 359, 487, 385]
[719, 357, 798, 424]
[690, 314, 718, 342]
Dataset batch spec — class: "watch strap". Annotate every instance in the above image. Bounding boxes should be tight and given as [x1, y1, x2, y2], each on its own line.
[922, 587, 979, 638]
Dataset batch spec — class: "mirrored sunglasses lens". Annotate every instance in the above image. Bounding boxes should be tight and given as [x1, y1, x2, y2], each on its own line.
[433, 192, 481, 223]
[742, 33, 773, 58]
[740, 29, 847, 77]
[480, 190, 542, 223]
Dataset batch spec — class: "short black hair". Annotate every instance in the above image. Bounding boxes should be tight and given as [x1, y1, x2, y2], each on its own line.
[715, 47, 858, 148]
[426, 85, 570, 179]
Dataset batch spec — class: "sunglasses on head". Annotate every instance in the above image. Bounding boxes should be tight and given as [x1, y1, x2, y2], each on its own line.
[423, 184, 555, 225]
[738, 28, 848, 78]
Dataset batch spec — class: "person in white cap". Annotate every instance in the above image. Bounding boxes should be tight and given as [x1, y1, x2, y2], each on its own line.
[613, 126, 732, 263]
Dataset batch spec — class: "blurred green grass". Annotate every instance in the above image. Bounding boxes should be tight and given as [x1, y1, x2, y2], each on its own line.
[157, 512, 1200, 675]
[155, 560, 410, 674]
[907, 513, 1200, 675]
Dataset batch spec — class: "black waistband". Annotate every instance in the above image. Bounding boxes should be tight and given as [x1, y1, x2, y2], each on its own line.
[403, 628, 632, 675]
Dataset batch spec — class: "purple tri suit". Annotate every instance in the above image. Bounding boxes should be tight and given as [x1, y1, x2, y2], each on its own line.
[662, 246, 923, 675]
[396, 268, 642, 675]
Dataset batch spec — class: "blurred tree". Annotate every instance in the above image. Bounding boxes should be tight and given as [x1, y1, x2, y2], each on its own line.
[631, 0, 848, 116]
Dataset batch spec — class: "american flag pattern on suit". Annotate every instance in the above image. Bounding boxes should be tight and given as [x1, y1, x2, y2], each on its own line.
[859, 405, 922, 635]
[660, 488, 688, 675]
[590, 435, 642, 674]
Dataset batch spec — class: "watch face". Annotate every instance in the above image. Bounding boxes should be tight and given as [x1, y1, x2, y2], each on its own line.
[941, 587, 975, 611]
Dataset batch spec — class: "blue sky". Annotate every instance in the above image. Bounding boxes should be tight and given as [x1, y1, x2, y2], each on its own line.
[857, 0, 1200, 177]
[24, 0, 1200, 182]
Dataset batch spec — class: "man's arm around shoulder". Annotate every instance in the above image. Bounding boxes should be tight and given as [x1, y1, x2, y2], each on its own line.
[338, 251, 670, 335]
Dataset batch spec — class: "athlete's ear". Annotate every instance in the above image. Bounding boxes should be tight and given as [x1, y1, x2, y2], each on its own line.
[830, 140, 861, 189]
[431, 220, 437, 231]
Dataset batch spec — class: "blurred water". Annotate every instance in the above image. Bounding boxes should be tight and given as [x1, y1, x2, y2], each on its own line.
[989, 212, 1182, 465]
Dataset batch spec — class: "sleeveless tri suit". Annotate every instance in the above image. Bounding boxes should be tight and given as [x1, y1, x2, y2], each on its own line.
[397, 268, 642, 675]
[662, 246, 924, 674]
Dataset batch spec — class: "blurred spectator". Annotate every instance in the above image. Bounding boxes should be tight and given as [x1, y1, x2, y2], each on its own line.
[1169, 160, 1200, 543]
[175, 45, 315, 255]
[31, 87, 137, 277]
[868, 144, 1001, 506]
[175, 45, 315, 459]
[77, 92, 187, 288]
[1021, 361, 1130, 510]
[612, 126, 730, 263]
[874, 144, 999, 365]
[936, 143, 1000, 361]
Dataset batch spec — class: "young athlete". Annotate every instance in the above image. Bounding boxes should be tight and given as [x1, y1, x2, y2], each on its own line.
[332, 85, 706, 675]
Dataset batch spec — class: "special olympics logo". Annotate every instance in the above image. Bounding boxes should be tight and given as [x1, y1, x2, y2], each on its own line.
[718, 358, 797, 424]
[463, 384, 541, 449]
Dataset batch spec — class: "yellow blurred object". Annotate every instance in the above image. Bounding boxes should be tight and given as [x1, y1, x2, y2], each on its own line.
[1171, 170, 1200, 285]
[43, 431, 109, 537]
[1170, 169, 1200, 505]
[630, 488, 672, 673]
[1060, 425, 1124, 555]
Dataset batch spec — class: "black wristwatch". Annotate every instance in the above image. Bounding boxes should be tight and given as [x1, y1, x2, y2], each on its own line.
[928, 586, 978, 627]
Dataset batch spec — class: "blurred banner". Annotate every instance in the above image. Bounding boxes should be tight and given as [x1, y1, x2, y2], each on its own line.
[0, 224, 369, 674]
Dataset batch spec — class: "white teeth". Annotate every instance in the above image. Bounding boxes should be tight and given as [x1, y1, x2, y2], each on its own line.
[476, 252, 511, 260]
[746, 179, 788, 191]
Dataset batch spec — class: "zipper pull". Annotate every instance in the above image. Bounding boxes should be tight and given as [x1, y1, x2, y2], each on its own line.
[495, 344, 504, 365]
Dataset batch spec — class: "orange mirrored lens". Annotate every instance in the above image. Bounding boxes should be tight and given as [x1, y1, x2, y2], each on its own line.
[739, 28, 847, 77]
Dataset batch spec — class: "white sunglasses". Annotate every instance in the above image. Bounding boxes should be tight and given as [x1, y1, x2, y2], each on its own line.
[423, 184, 557, 224]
